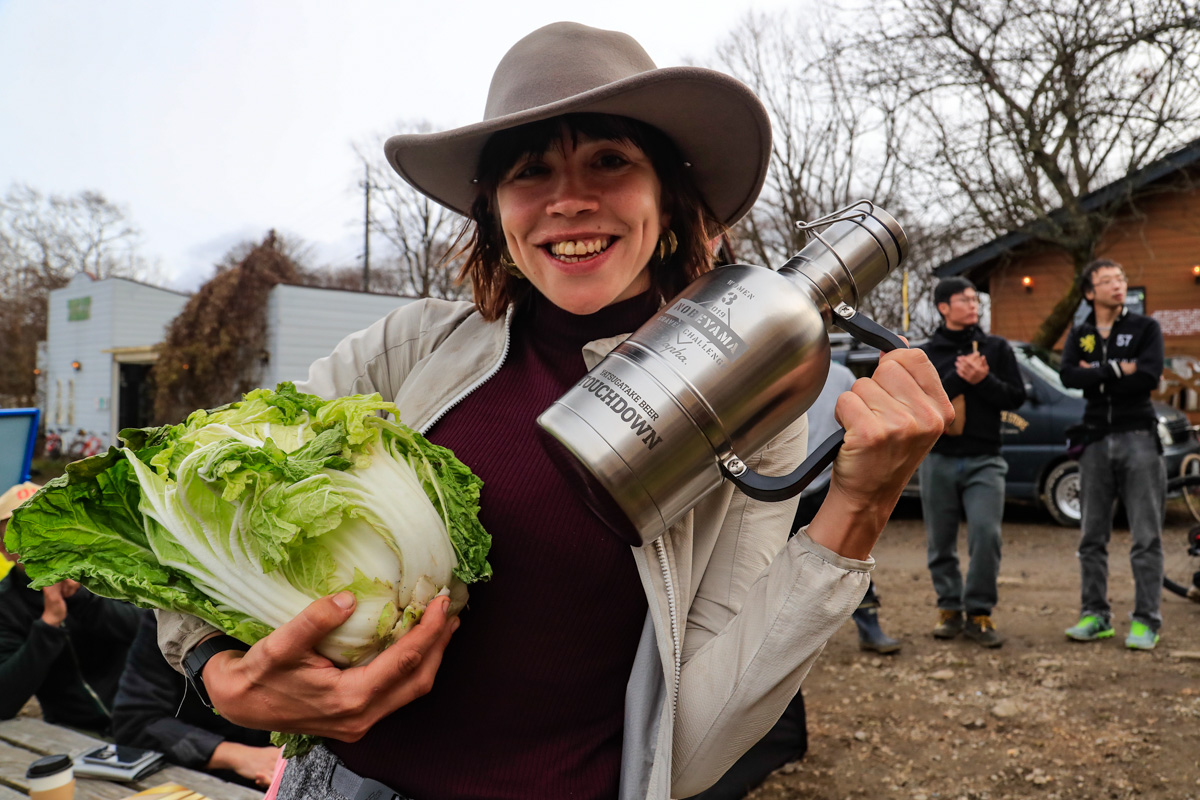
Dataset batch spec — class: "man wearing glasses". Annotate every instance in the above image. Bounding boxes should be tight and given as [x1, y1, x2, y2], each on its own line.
[1061, 259, 1166, 650]
[918, 278, 1026, 647]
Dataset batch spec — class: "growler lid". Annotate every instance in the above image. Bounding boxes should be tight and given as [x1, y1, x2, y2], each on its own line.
[26, 754, 72, 778]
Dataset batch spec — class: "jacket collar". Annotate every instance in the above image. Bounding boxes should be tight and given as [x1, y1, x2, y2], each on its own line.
[1083, 305, 1128, 328]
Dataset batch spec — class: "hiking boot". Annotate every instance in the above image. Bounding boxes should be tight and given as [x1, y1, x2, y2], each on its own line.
[932, 609, 964, 639]
[1125, 621, 1159, 651]
[963, 614, 1004, 648]
[853, 607, 902, 654]
[1065, 615, 1114, 642]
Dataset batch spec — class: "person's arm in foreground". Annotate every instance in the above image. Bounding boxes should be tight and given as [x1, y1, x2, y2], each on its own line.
[670, 348, 952, 796]
[200, 592, 458, 740]
[0, 580, 75, 719]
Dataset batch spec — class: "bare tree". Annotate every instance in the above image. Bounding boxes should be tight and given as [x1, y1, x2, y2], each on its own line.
[0, 184, 155, 404]
[860, 0, 1200, 346]
[709, 11, 941, 335]
[353, 123, 471, 301]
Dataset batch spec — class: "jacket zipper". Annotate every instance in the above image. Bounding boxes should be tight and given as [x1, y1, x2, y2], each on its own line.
[418, 306, 515, 435]
[654, 538, 681, 712]
[1099, 329, 1112, 426]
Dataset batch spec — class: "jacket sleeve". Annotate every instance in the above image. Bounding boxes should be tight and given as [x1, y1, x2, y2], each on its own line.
[1059, 327, 1099, 390]
[155, 610, 220, 674]
[0, 616, 68, 719]
[669, 415, 871, 796]
[115, 612, 225, 770]
[972, 340, 1026, 410]
[1109, 320, 1164, 397]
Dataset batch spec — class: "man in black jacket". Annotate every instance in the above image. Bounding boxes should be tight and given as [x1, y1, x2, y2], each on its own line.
[918, 278, 1026, 647]
[0, 488, 140, 732]
[1060, 259, 1166, 651]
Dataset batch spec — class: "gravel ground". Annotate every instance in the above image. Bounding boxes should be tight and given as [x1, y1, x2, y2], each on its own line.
[749, 499, 1200, 800]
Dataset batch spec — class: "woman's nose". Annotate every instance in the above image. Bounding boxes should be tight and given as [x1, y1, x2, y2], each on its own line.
[546, 169, 599, 217]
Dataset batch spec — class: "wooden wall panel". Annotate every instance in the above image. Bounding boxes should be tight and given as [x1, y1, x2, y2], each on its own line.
[983, 183, 1200, 358]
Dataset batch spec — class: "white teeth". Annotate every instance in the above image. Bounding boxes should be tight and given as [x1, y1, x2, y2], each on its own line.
[549, 238, 610, 258]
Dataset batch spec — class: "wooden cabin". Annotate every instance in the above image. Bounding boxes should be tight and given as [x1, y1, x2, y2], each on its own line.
[936, 140, 1200, 421]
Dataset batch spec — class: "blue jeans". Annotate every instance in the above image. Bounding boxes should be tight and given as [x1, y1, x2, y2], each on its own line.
[918, 453, 1007, 615]
[1078, 430, 1166, 631]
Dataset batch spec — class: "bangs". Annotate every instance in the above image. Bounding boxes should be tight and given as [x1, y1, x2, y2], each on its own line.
[476, 113, 677, 186]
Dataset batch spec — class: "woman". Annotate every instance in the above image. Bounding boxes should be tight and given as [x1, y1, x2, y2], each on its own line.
[157, 22, 951, 800]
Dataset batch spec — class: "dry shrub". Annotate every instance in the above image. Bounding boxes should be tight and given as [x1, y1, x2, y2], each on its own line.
[153, 231, 299, 424]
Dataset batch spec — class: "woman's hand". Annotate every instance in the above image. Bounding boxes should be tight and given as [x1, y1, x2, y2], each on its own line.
[203, 592, 459, 742]
[809, 347, 953, 559]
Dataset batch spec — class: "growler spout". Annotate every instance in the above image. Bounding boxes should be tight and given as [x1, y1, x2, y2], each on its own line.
[777, 201, 908, 317]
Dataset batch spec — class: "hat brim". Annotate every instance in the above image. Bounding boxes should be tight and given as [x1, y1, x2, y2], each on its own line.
[384, 66, 771, 227]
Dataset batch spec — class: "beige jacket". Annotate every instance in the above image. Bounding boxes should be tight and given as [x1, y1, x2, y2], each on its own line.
[157, 297, 872, 799]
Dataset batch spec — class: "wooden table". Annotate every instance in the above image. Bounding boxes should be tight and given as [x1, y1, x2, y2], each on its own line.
[0, 718, 263, 800]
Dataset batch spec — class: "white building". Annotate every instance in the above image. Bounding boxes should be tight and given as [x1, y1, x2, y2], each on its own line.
[41, 274, 415, 451]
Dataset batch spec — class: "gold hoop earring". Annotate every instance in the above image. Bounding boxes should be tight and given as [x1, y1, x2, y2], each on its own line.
[658, 230, 678, 261]
[500, 251, 525, 280]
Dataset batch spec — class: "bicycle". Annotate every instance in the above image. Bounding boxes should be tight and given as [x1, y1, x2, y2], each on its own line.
[65, 429, 104, 460]
[1163, 472, 1200, 604]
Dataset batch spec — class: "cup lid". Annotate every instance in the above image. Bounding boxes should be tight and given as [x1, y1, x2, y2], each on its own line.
[26, 753, 72, 778]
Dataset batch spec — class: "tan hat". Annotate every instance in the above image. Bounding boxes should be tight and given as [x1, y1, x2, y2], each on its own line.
[0, 482, 40, 522]
[384, 21, 772, 226]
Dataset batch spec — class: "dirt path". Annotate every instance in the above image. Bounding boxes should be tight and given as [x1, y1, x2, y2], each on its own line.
[751, 500, 1200, 800]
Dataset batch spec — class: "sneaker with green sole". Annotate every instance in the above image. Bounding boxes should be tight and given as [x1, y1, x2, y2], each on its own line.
[1065, 615, 1114, 641]
[1125, 621, 1159, 651]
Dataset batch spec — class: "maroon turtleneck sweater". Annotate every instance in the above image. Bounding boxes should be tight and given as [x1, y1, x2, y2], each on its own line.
[328, 291, 657, 799]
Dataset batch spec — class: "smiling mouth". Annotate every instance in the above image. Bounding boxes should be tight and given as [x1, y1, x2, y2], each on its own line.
[545, 237, 612, 263]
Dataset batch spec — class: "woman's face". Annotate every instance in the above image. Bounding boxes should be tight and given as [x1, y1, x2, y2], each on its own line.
[496, 133, 665, 315]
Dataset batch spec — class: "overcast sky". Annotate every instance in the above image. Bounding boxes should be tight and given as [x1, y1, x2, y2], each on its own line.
[0, 0, 801, 292]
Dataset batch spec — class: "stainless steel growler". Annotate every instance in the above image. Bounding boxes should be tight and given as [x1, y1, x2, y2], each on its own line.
[537, 201, 909, 545]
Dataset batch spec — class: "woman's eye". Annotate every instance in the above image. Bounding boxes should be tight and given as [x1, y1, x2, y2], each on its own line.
[509, 162, 547, 180]
[596, 152, 631, 170]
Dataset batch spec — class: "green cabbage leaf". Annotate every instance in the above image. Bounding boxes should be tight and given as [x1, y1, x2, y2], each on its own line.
[7, 382, 491, 667]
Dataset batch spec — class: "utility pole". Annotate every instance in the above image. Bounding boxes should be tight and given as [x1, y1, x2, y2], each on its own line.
[361, 162, 371, 292]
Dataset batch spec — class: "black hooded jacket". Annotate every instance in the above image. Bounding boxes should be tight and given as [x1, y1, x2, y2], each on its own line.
[1060, 307, 1163, 435]
[919, 325, 1027, 456]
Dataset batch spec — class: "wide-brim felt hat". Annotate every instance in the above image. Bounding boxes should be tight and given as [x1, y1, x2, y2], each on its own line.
[384, 21, 772, 226]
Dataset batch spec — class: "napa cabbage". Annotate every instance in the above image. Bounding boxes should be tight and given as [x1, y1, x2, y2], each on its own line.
[6, 383, 491, 667]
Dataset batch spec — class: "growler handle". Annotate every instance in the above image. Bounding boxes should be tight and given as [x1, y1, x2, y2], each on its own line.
[720, 305, 907, 503]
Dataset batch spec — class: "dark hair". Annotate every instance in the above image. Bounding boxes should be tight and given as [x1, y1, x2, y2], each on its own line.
[453, 113, 724, 321]
[933, 277, 976, 309]
[1078, 258, 1124, 296]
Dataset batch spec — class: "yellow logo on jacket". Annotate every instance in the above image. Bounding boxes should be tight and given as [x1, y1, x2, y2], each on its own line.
[1079, 334, 1095, 354]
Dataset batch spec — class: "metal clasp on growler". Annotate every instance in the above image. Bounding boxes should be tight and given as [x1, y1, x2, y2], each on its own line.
[538, 201, 910, 545]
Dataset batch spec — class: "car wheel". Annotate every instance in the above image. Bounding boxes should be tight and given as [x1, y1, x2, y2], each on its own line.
[1042, 460, 1082, 527]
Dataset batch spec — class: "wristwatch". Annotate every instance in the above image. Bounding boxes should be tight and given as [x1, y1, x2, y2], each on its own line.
[182, 635, 249, 708]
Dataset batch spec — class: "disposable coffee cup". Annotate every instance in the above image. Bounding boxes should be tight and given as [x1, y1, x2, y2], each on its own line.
[26, 754, 75, 800]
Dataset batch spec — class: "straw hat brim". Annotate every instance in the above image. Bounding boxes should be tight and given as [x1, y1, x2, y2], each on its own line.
[384, 66, 771, 227]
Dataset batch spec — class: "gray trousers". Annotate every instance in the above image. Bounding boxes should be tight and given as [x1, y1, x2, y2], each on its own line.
[918, 453, 1007, 615]
[1078, 429, 1166, 631]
